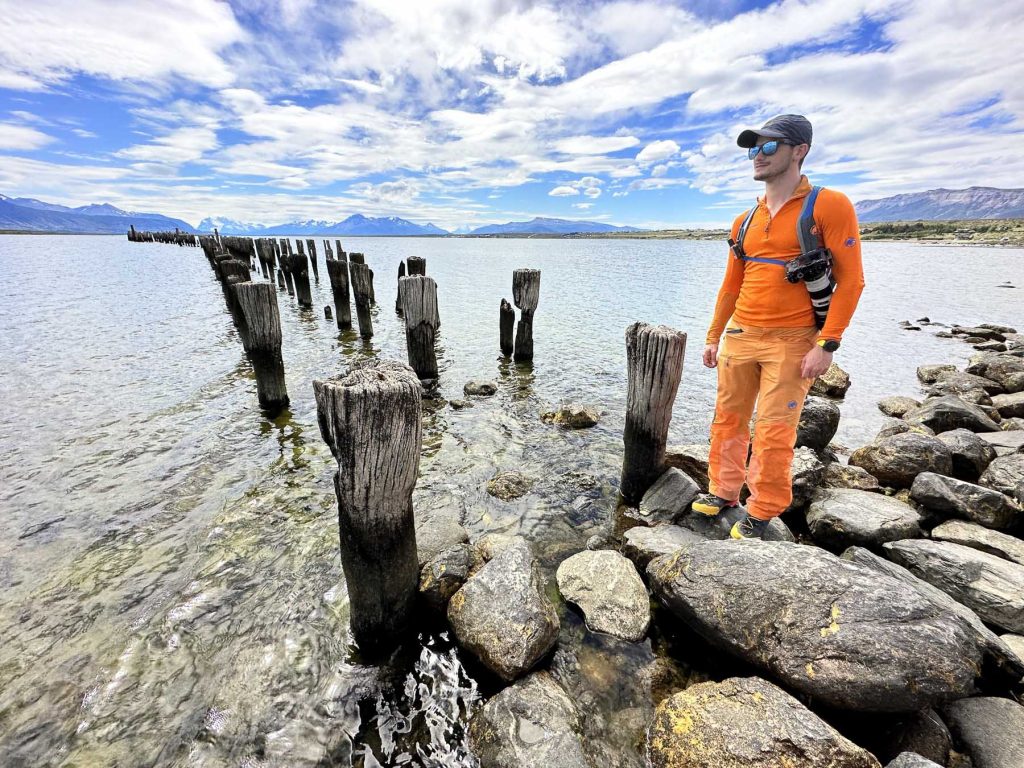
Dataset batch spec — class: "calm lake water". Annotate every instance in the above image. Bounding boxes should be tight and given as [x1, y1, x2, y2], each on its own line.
[0, 234, 1020, 767]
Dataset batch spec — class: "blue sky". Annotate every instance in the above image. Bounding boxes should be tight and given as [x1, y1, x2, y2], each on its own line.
[0, 0, 1021, 231]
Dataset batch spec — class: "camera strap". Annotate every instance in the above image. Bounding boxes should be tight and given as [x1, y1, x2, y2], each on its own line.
[730, 185, 826, 264]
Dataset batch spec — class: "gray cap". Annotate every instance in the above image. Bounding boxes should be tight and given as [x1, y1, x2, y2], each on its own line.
[737, 114, 812, 148]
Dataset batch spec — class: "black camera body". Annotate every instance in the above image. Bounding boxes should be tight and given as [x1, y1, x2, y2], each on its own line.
[785, 248, 833, 284]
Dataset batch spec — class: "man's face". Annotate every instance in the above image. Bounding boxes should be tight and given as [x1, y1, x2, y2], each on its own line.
[751, 136, 793, 181]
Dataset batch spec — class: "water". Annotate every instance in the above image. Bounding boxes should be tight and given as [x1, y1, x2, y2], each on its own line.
[0, 234, 1020, 767]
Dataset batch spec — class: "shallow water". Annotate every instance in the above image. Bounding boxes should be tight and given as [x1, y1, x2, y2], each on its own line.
[0, 234, 1020, 766]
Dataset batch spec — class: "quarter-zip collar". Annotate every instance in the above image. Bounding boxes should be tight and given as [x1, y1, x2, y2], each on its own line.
[757, 174, 812, 213]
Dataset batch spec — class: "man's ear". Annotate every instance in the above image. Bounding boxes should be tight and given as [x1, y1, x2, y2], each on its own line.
[795, 144, 809, 164]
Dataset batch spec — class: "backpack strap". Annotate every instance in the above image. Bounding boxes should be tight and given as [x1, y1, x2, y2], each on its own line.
[798, 186, 826, 254]
[730, 202, 788, 266]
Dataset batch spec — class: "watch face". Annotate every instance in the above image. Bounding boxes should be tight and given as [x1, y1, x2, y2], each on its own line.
[824, 340, 840, 352]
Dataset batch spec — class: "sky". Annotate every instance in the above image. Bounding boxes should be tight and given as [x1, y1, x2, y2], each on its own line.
[0, 0, 1021, 231]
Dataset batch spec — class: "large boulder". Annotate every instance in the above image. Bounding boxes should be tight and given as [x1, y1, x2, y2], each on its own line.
[849, 433, 954, 488]
[878, 395, 921, 418]
[468, 672, 591, 768]
[448, 539, 559, 681]
[797, 395, 841, 453]
[823, 462, 882, 492]
[978, 453, 1024, 495]
[942, 696, 1024, 768]
[910, 472, 1022, 529]
[810, 362, 852, 399]
[806, 488, 923, 549]
[904, 395, 1001, 434]
[621, 524, 704, 571]
[883, 540, 1024, 634]
[636, 468, 700, 524]
[936, 428, 998, 481]
[555, 551, 650, 642]
[991, 391, 1024, 418]
[647, 676, 880, 768]
[930, 520, 1024, 566]
[664, 444, 710, 491]
[979, 357, 1024, 393]
[647, 541, 987, 712]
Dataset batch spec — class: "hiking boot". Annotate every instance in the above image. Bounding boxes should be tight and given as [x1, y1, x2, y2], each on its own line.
[691, 493, 740, 517]
[730, 513, 771, 540]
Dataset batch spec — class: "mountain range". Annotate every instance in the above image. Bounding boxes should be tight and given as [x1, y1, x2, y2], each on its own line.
[466, 217, 640, 235]
[198, 214, 448, 236]
[0, 195, 194, 234]
[854, 186, 1024, 222]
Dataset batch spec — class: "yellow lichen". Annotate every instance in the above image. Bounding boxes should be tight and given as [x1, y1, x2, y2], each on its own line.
[819, 603, 840, 637]
[806, 662, 816, 678]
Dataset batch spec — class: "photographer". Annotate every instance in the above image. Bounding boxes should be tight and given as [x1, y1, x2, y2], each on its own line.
[692, 114, 865, 539]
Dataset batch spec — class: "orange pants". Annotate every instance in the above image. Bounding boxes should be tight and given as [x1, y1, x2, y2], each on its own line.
[708, 325, 818, 520]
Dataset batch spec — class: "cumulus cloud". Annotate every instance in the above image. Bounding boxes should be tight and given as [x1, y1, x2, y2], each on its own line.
[549, 185, 579, 196]
[350, 178, 421, 204]
[636, 140, 680, 166]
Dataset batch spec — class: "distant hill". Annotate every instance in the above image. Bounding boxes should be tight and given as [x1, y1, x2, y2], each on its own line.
[0, 194, 195, 233]
[199, 213, 448, 236]
[469, 217, 642, 235]
[855, 187, 1024, 222]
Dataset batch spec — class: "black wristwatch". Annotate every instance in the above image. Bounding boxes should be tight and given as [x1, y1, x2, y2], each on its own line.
[816, 339, 840, 352]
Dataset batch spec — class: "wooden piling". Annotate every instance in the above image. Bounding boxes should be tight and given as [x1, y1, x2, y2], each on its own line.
[349, 262, 374, 338]
[512, 269, 540, 362]
[500, 298, 515, 357]
[398, 276, 440, 381]
[324, 240, 334, 261]
[619, 322, 687, 506]
[326, 254, 353, 330]
[235, 282, 289, 415]
[325, 305, 333, 321]
[406, 256, 426, 276]
[313, 359, 422, 655]
[306, 239, 319, 282]
[396, 261, 407, 314]
[290, 253, 313, 308]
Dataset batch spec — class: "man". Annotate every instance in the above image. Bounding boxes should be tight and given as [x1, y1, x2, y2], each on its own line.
[692, 114, 865, 539]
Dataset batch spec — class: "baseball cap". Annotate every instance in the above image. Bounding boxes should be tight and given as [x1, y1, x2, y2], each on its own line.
[737, 114, 813, 148]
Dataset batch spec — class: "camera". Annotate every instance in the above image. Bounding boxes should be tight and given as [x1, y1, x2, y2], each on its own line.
[785, 248, 832, 284]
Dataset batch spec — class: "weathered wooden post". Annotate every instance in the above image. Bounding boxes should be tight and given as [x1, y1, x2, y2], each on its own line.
[398, 276, 439, 381]
[349, 252, 365, 264]
[326, 253, 352, 330]
[500, 298, 515, 357]
[291, 253, 313, 308]
[324, 240, 334, 260]
[306, 239, 319, 282]
[335, 240, 345, 260]
[619, 322, 687, 506]
[349, 262, 374, 338]
[235, 281, 289, 415]
[406, 256, 425, 276]
[277, 269, 285, 289]
[512, 269, 540, 362]
[313, 359, 422, 654]
[396, 261, 407, 314]
[325, 305, 333, 321]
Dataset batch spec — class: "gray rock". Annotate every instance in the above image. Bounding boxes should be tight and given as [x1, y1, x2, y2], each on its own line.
[885, 754, 943, 768]
[976, 323, 1018, 334]
[886, 708, 951, 767]
[879, 395, 922, 418]
[810, 362, 852, 399]
[877, 418, 935, 439]
[933, 369, 1005, 395]
[918, 364, 957, 384]
[448, 540, 559, 681]
[937, 429, 999, 481]
[419, 544, 472, 612]
[910, 472, 1022, 529]
[1003, 417, 1024, 432]
[977, 430, 1024, 455]
[541, 404, 600, 428]
[823, 462, 883, 492]
[953, 326, 1008, 341]
[621, 524, 705, 570]
[647, 676, 880, 768]
[664, 443, 710, 492]
[468, 671, 591, 768]
[991, 391, 1024, 418]
[807, 488, 923, 549]
[978, 453, 1024, 495]
[449, 398, 474, 410]
[648, 540, 987, 712]
[974, 341, 1007, 352]
[931, 520, 1024, 565]
[797, 395, 841, 453]
[971, 355, 1024, 393]
[464, 380, 497, 396]
[843, 546, 1024, 677]
[1000, 633, 1024, 663]
[637, 467, 700, 524]
[486, 470, 533, 500]
[884, 539, 1024, 633]
[942, 697, 1024, 768]
[677, 504, 795, 542]
[790, 445, 826, 507]
[415, 499, 469, 566]
[926, 385, 993, 406]
[555, 550, 650, 641]
[905, 395, 1002, 434]
[849, 433, 954, 488]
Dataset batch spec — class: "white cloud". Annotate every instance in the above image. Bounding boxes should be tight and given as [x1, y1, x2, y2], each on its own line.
[583, 186, 602, 198]
[349, 178, 421, 204]
[0, 123, 55, 150]
[552, 135, 640, 155]
[572, 202, 595, 209]
[548, 185, 579, 196]
[636, 140, 680, 165]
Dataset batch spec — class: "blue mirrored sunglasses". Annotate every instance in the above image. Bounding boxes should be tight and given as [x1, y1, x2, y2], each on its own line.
[747, 140, 795, 160]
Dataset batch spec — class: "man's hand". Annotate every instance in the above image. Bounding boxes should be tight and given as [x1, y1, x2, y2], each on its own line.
[703, 343, 719, 368]
[801, 345, 833, 379]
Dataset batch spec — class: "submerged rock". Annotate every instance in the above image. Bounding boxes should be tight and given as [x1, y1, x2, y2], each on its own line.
[541, 404, 600, 428]
[942, 696, 1024, 768]
[415, 498, 469, 566]
[910, 472, 1021, 529]
[468, 671, 591, 768]
[448, 540, 559, 681]
[486, 470, 533, 500]
[931, 519, 1024, 565]
[636, 467, 700, 524]
[647, 541, 986, 712]
[555, 550, 650, 642]
[810, 361, 852, 399]
[419, 544, 472, 612]
[797, 395, 841, 453]
[904, 395, 1001, 434]
[806, 488, 923, 549]
[878, 395, 922, 418]
[646, 676, 880, 768]
[884, 539, 1024, 633]
[849, 433, 953, 488]
[464, 380, 497, 396]
[936, 428, 998, 481]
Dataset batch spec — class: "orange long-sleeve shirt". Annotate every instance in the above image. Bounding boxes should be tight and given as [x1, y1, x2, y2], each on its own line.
[706, 175, 865, 345]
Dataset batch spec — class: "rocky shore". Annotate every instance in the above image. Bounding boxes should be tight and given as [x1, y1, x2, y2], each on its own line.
[416, 321, 1024, 768]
